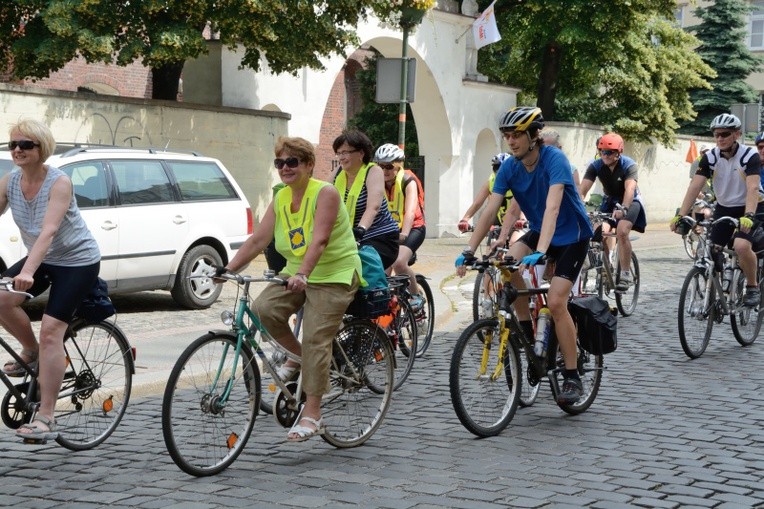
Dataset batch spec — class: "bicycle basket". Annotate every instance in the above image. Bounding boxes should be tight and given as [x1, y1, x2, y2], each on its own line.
[568, 295, 617, 355]
[346, 287, 391, 319]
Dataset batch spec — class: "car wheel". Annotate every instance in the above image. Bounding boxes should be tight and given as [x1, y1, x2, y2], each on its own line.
[171, 244, 224, 309]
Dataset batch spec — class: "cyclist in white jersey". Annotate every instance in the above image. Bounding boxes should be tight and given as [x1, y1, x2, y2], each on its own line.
[671, 113, 764, 307]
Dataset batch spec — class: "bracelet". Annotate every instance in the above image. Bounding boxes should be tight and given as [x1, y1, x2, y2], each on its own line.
[295, 272, 308, 282]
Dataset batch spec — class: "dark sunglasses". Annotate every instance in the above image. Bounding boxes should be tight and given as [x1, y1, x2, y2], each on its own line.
[713, 131, 734, 139]
[599, 149, 617, 156]
[274, 157, 300, 169]
[379, 163, 396, 170]
[9, 140, 40, 150]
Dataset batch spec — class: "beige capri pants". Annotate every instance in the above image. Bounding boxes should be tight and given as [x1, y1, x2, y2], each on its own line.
[252, 274, 359, 396]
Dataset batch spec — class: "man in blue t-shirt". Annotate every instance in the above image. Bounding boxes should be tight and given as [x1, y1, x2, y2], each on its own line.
[456, 106, 593, 405]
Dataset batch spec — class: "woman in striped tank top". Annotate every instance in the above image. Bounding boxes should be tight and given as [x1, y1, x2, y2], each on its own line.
[332, 129, 400, 269]
[0, 119, 100, 443]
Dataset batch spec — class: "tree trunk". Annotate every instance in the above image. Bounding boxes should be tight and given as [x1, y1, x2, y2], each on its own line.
[536, 43, 563, 120]
[151, 61, 185, 101]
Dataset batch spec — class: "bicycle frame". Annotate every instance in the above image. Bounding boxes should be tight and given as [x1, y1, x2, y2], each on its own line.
[691, 222, 741, 316]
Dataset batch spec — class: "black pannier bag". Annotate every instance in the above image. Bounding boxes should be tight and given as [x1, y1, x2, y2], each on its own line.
[568, 295, 617, 355]
[74, 277, 116, 323]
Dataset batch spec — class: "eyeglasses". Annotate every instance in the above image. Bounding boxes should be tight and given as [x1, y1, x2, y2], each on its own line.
[9, 140, 40, 150]
[713, 131, 734, 139]
[336, 149, 359, 157]
[379, 163, 396, 170]
[274, 157, 300, 169]
[599, 149, 617, 156]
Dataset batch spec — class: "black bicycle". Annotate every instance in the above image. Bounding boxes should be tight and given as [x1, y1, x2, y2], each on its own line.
[450, 256, 603, 437]
[0, 280, 134, 449]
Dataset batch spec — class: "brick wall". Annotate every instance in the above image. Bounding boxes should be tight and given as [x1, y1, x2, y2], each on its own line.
[3, 57, 152, 99]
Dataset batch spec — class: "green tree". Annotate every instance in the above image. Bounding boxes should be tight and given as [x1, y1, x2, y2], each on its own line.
[347, 52, 419, 157]
[0, 1, 397, 100]
[471, 0, 714, 145]
[680, 0, 762, 136]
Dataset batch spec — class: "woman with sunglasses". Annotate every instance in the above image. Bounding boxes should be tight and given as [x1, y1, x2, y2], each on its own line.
[456, 106, 593, 404]
[0, 119, 101, 442]
[579, 132, 646, 292]
[373, 143, 426, 309]
[332, 129, 400, 270]
[221, 136, 362, 442]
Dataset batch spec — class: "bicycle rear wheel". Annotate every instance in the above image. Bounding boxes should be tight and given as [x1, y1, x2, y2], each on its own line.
[162, 333, 259, 476]
[414, 274, 435, 357]
[449, 318, 521, 437]
[678, 266, 715, 359]
[473, 266, 501, 321]
[553, 339, 603, 415]
[389, 299, 418, 391]
[730, 269, 763, 346]
[615, 252, 640, 316]
[322, 319, 393, 448]
[55, 320, 133, 451]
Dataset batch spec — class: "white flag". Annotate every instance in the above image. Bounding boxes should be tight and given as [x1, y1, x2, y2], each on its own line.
[472, 0, 501, 50]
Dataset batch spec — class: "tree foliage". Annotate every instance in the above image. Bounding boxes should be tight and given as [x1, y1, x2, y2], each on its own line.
[472, 0, 715, 145]
[680, 0, 762, 136]
[0, 0, 396, 100]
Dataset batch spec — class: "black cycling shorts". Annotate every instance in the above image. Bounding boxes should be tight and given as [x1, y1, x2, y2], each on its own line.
[3, 259, 100, 322]
[519, 230, 590, 282]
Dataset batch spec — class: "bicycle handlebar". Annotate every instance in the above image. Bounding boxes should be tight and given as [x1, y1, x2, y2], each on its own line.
[0, 278, 34, 299]
[680, 215, 738, 229]
[196, 268, 288, 286]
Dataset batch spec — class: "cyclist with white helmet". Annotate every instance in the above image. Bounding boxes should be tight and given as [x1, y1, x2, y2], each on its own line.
[456, 106, 593, 404]
[373, 143, 426, 308]
[458, 153, 516, 236]
[579, 132, 646, 292]
[672, 113, 764, 307]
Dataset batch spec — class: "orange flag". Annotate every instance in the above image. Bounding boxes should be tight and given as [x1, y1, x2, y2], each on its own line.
[685, 139, 699, 163]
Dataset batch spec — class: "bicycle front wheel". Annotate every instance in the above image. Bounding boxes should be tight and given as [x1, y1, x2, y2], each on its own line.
[162, 333, 259, 477]
[683, 232, 699, 259]
[678, 266, 715, 359]
[449, 319, 521, 437]
[322, 320, 394, 448]
[472, 266, 501, 321]
[517, 342, 540, 407]
[414, 274, 435, 357]
[55, 320, 133, 451]
[615, 252, 640, 316]
[730, 269, 763, 346]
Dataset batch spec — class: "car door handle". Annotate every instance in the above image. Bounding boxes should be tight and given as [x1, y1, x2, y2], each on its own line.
[101, 220, 118, 231]
[173, 215, 188, 225]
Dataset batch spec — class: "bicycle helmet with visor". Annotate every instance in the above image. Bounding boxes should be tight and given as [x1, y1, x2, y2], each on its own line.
[709, 113, 741, 131]
[597, 133, 624, 153]
[755, 132, 764, 146]
[373, 143, 405, 163]
[498, 107, 544, 133]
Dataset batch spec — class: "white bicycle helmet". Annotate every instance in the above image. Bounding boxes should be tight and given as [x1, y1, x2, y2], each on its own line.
[709, 113, 741, 130]
[373, 143, 405, 163]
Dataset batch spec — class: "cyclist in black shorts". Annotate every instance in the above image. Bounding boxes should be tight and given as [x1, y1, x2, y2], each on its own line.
[0, 119, 101, 442]
[672, 113, 764, 307]
[374, 143, 427, 309]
